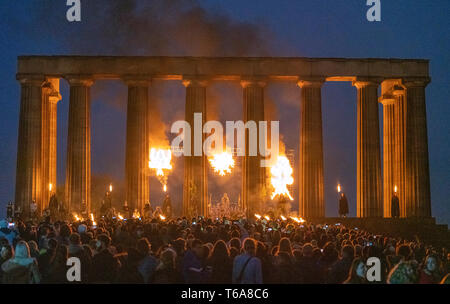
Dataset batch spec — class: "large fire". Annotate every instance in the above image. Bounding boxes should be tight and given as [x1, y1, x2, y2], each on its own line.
[149, 148, 172, 175]
[208, 152, 234, 176]
[270, 156, 294, 200]
[149, 148, 172, 191]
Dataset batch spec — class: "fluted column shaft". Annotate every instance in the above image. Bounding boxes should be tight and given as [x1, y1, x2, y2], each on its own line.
[404, 78, 431, 217]
[48, 82, 60, 201]
[183, 77, 208, 217]
[298, 79, 325, 219]
[65, 77, 93, 215]
[241, 78, 266, 218]
[393, 88, 407, 217]
[381, 99, 395, 217]
[125, 79, 150, 214]
[41, 79, 61, 212]
[15, 76, 45, 217]
[354, 79, 382, 217]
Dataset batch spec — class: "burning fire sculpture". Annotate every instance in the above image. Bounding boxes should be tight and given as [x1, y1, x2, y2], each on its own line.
[149, 148, 172, 191]
[270, 156, 294, 200]
[209, 151, 234, 176]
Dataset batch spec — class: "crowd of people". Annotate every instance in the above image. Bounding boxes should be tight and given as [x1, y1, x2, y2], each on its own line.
[0, 214, 449, 284]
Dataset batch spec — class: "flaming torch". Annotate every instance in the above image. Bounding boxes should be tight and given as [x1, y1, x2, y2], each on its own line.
[159, 214, 166, 221]
[337, 184, 341, 193]
[149, 148, 172, 191]
[264, 215, 271, 221]
[109, 184, 113, 192]
[209, 151, 234, 176]
[255, 214, 262, 220]
[394, 185, 398, 193]
[270, 156, 294, 200]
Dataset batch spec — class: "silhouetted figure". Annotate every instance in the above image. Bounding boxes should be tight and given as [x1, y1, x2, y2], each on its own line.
[144, 202, 153, 218]
[391, 193, 400, 218]
[339, 193, 349, 218]
[162, 194, 173, 218]
[49, 194, 58, 217]
[6, 201, 13, 219]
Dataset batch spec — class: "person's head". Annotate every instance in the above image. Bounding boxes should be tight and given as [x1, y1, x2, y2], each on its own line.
[48, 238, 58, 250]
[211, 240, 229, 261]
[77, 224, 87, 234]
[1, 244, 13, 260]
[302, 243, 313, 257]
[160, 248, 176, 269]
[342, 245, 355, 260]
[424, 254, 439, 273]
[69, 233, 81, 245]
[191, 239, 203, 257]
[242, 238, 257, 256]
[201, 244, 210, 260]
[397, 244, 411, 260]
[229, 237, 241, 251]
[59, 224, 72, 238]
[96, 234, 111, 251]
[278, 237, 292, 255]
[171, 238, 186, 256]
[55, 244, 68, 262]
[0, 220, 8, 229]
[14, 241, 31, 259]
[346, 258, 367, 282]
[137, 238, 151, 256]
[27, 240, 38, 253]
[387, 260, 419, 284]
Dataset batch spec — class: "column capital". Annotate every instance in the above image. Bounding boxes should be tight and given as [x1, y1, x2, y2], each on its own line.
[16, 74, 46, 86]
[297, 77, 325, 88]
[402, 77, 430, 88]
[240, 76, 267, 88]
[379, 94, 396, 105]
[42, 82, 62, 104]
[182, 75, 209, 87]
[352, 77, 383, 89]
[122, 75, 151, 87]
[65, 75, 94, 87]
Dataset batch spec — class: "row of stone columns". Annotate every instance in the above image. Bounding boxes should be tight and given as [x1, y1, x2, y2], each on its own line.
[14, 75, 431, 219]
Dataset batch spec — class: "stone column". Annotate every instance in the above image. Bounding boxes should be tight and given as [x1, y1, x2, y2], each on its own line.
[354, 78, 382, 217]
[393, 86, 407, 217]
[404, 77, 431, 217]
[65, 77, 93, 215]
[125, 78, 150, 214]
[15, 75, 45, 218]
[298, 78, 325, 219]
[48, 80, 60, 204]
[380, 91, 396, 218]
[183, 77, 208, 218]
[41, 79, 61, 212]
[241, 77, 266, 218]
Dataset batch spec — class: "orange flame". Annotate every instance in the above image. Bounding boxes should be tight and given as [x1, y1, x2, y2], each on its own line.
[270, 156, 294, 200]
[209, 151, 234, 176]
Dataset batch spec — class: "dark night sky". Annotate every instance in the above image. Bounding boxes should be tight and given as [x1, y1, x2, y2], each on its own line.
[0, 0, 448, 224]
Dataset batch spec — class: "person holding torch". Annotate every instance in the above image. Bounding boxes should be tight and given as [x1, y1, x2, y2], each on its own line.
[337, 184, 349, 218]
[391, 186, 400, 218]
